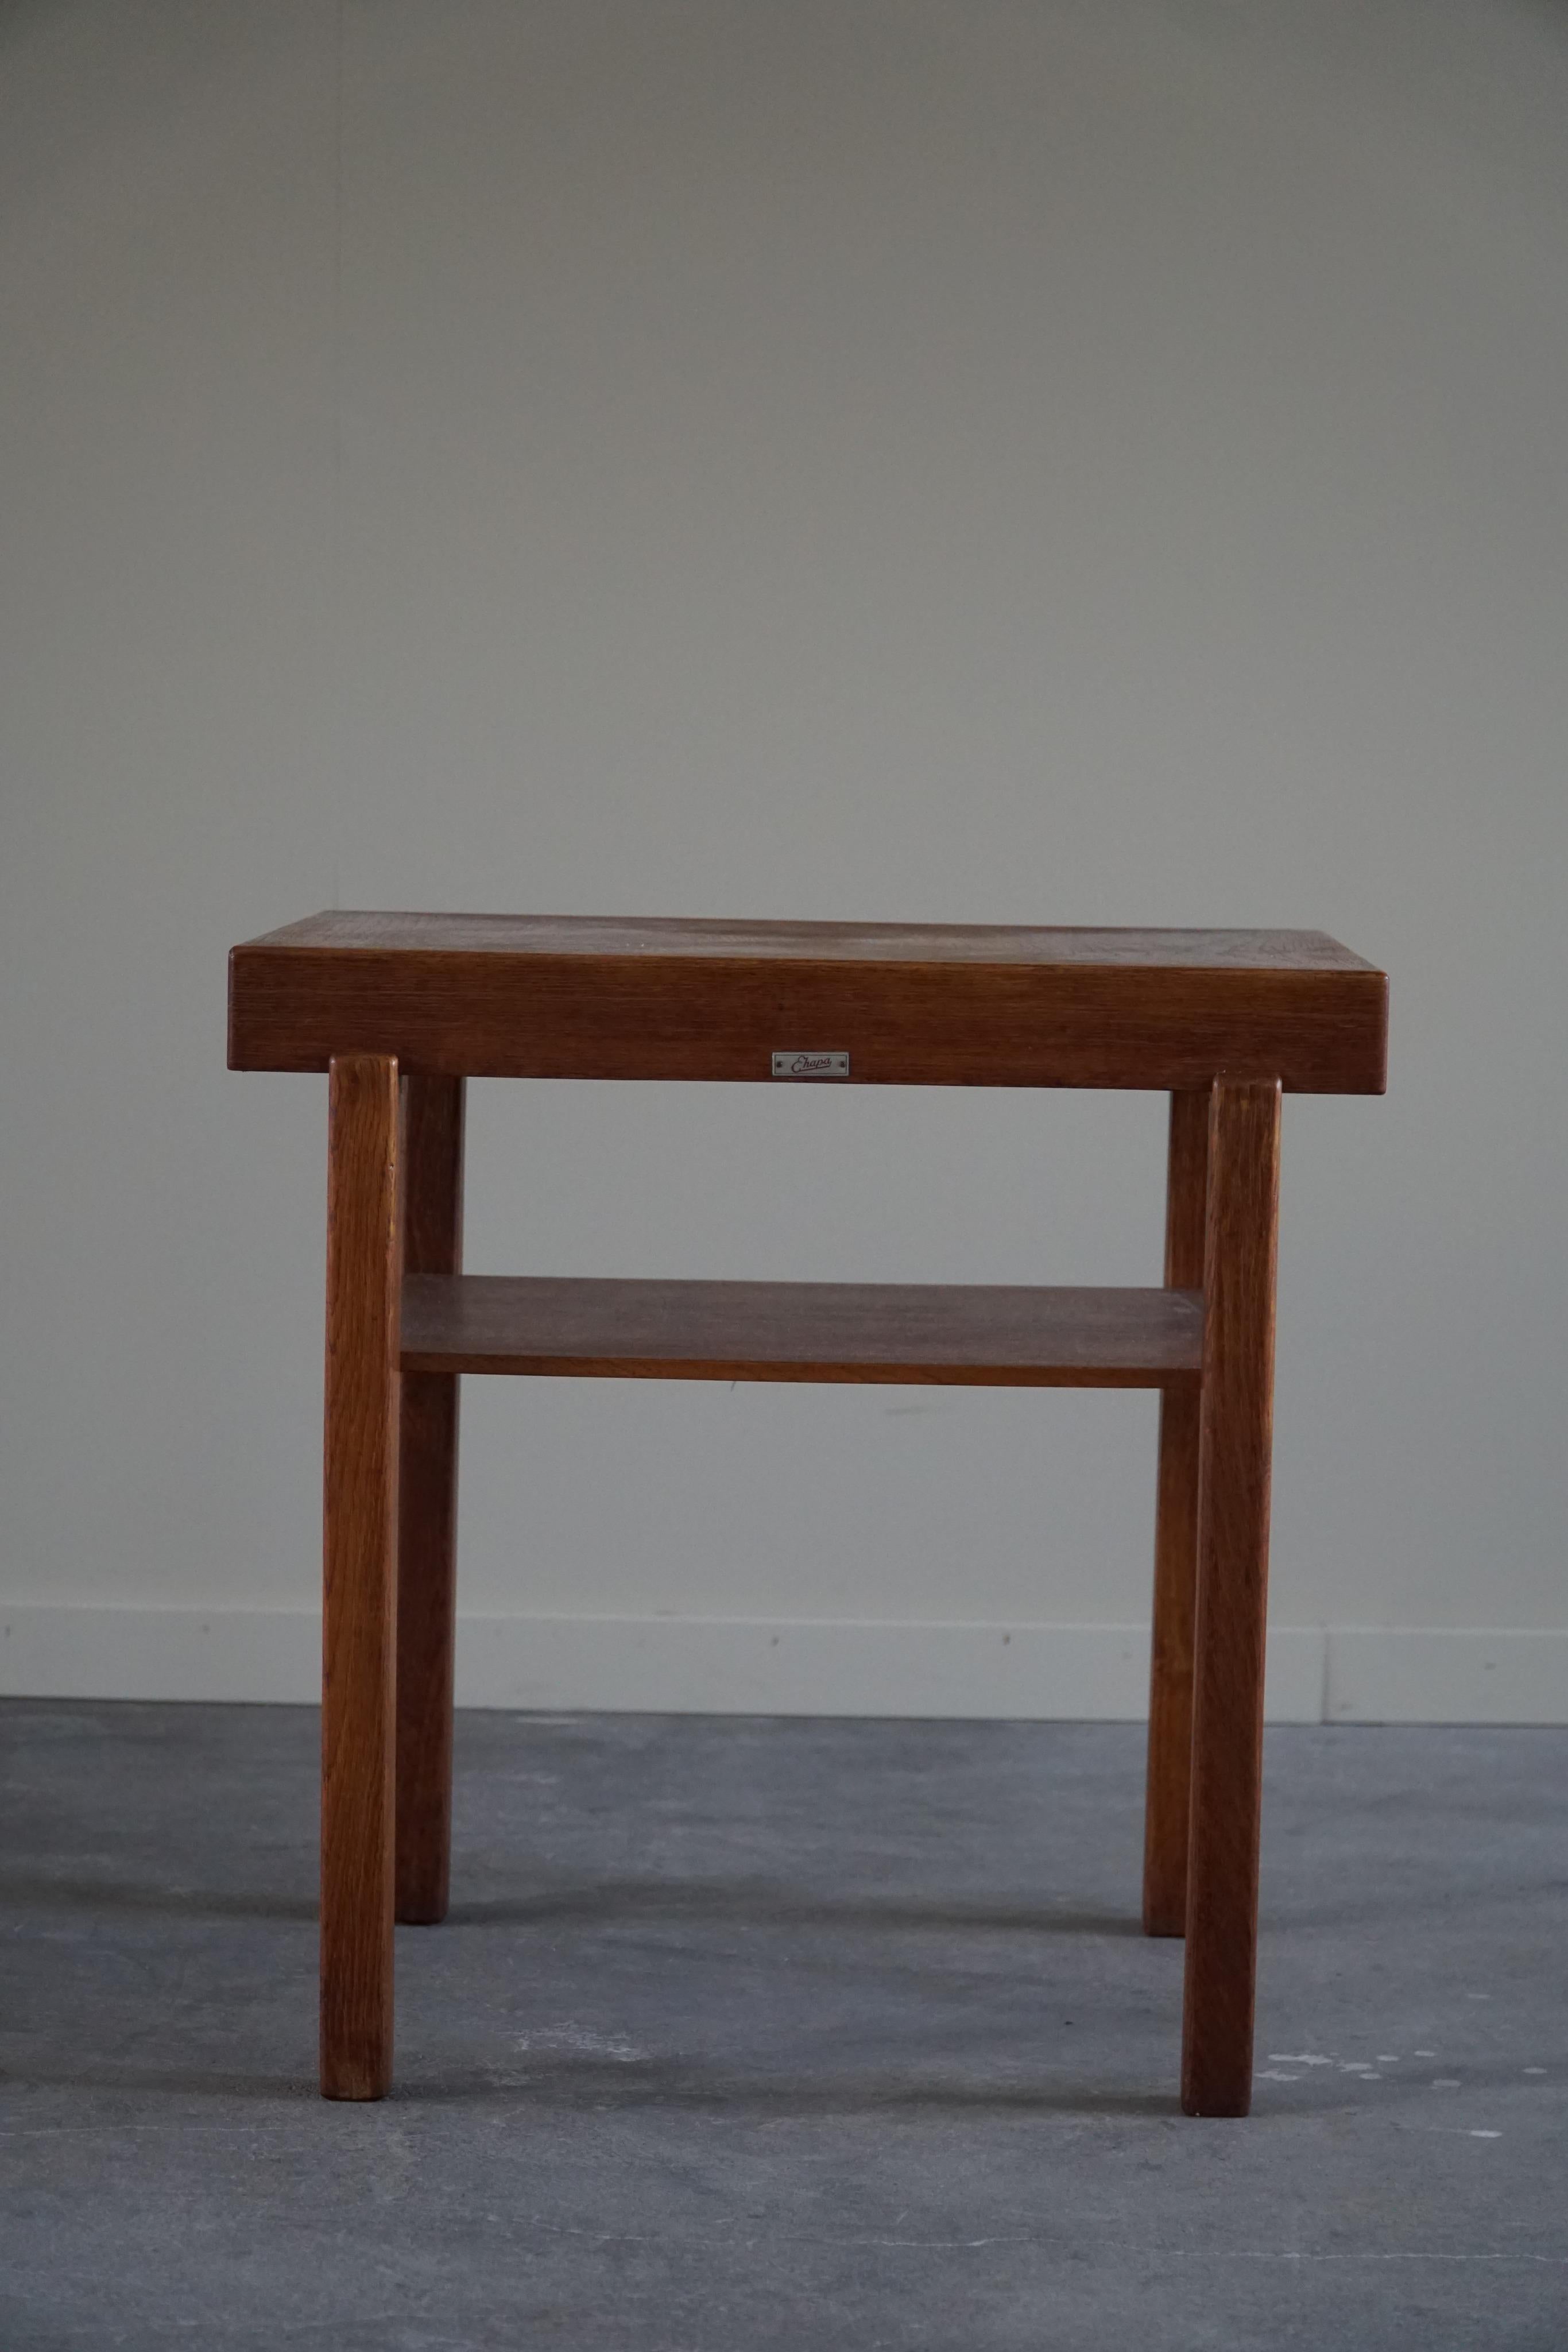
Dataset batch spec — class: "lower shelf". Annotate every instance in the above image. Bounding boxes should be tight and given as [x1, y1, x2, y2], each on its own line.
[400, 1275, 1203, 1387]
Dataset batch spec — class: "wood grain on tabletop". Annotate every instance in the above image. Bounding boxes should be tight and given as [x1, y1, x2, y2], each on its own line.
[229, 913, 1388, 1094]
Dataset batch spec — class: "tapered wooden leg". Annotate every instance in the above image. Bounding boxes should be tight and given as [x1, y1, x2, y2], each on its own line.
[322, 1053, 401, 2100]
[1143, 1090, 1210, 1936]
[1180, 1080, 1281, 2117]
[396, 1076, 465, 1925]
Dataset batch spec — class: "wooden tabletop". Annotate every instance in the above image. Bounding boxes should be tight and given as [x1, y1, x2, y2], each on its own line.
[229, 912, 1387, 1092]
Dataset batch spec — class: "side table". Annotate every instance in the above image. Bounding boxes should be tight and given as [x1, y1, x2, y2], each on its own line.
[228, 914, 1387, 2114]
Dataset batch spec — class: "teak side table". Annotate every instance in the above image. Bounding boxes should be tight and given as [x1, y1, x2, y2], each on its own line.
[228, 913, 1388, 2115]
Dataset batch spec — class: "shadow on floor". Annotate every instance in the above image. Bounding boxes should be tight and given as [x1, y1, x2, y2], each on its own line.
[0, 1872, 1144, 1937]
[446, 1881, 1143, 1936]
[0, 1875, 317, 1923]
[4, 2056, 1179, 2118]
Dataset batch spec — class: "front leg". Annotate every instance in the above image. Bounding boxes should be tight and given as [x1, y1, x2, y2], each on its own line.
[322, 1053, 401, 2099]
[1180, 1078, 1281, 2118]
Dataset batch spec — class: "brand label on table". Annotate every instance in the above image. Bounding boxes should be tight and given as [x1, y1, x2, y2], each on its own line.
[771, 1050, 850, 1078]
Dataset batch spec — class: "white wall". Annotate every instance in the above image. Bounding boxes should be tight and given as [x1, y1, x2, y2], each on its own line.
[2, 0, 1566, 1719]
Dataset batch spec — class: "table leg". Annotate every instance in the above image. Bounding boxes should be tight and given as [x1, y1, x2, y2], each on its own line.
[322, 1053, 401, 2099]
[1180, 1078, 1280, 2117]
[1142, 1090, 1209, 1936]
[396, 1076, 465, 1925]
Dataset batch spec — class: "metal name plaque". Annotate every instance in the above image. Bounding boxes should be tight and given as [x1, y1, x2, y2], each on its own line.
[771, 1050, 850, 1079]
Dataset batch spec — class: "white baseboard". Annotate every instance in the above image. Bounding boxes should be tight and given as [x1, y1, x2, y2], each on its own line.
[2, 1606, 1566, 1723]
[1322, 1627, 1568, 1727]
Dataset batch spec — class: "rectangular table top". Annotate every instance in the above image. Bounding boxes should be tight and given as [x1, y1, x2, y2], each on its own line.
[229, 911, 1387, 1092]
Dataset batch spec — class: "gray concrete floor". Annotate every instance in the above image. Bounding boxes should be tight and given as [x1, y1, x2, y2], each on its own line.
[1, 1703, 1564, 2349]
